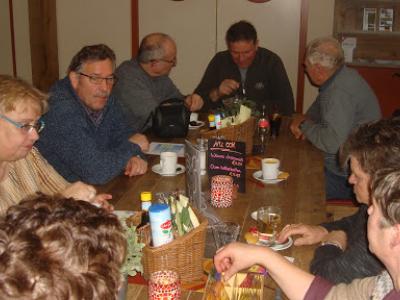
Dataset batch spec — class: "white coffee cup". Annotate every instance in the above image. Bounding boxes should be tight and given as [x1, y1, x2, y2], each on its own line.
[262, 158, 280, 180]
[160, 152, 178, 175]
[190, 112, 199, 122]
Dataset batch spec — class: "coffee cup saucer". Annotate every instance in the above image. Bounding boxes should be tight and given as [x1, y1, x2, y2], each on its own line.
[252, 170, 287, 184]
[189, 120, 205, 129]
[152, 163, 186, 176]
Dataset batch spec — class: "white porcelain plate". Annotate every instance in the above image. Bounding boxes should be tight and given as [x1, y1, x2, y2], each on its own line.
[252, 170, 285, 184]
[152, 163, 186, 176]
[189, 120, 205, 129]
[258, 237, 293, 251]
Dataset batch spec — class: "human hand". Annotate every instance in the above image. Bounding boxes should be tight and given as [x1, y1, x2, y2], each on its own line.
[62, 181, 96, 202]
[290, 115, 307, 139]
[184, 93, 204, 111]
[92, 193, 114, 212]
[321, 230, 347, 250]
[276, 223, 328, 246]
[129, 133, 149, 152]
[214, 242, 266, 281]
[218, 79, 240, 97]
[125, 156, 148, 177]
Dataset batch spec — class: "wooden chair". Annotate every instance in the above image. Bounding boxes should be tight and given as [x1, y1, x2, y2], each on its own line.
[326, 198, 359, 221]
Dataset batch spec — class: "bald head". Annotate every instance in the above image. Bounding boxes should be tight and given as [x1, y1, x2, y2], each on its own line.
[138, 33, 176, 63]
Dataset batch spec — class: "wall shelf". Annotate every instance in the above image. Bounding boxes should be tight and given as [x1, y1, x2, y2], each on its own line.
[334, 0, 400, 60]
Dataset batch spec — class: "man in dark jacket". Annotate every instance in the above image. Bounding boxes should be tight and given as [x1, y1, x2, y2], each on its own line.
[195, 20, 294, 116]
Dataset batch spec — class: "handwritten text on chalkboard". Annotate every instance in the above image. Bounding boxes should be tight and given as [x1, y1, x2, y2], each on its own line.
[208, 139, 246, 192]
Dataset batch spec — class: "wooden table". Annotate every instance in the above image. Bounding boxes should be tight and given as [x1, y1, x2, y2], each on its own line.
[97, 118, 327, 299]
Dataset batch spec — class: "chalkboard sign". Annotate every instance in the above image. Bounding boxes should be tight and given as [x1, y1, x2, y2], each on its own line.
[208, 138, 246, 193]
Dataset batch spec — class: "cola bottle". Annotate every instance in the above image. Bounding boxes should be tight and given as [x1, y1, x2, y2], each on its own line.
[252, 105, 270, 155]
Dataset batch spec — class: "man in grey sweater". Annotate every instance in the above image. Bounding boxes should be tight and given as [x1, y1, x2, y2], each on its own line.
[112, 33, 203, 132]
[290, 36, 381, 200]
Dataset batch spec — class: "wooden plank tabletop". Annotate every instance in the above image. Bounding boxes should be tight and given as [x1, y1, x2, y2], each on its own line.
[97, 117, 327, 299]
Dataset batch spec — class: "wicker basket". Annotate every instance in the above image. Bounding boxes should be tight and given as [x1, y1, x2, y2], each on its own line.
[142, 210, 208, 284]
[201, 117, 256, 155]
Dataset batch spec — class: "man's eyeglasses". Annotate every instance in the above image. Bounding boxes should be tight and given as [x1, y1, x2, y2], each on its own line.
[78, 72, 117, 85]
[0, 114, 45, 134]
[158, 57, 177, 66]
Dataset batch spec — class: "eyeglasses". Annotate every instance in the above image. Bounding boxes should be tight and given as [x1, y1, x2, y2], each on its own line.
[0, 114, 45, 134]
[78, 72, 117, 85]
[158, 57, 177, 66]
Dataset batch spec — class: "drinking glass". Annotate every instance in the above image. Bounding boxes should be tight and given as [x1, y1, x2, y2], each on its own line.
[212, 222, 240, 250]
[257, 206, 282, 246]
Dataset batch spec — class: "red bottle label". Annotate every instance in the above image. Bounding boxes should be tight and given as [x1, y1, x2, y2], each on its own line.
[160, 220, 172, 230]
[258, 118, 269, 128]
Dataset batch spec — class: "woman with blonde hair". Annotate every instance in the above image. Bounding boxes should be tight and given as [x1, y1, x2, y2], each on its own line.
[0, 75, 111, 214]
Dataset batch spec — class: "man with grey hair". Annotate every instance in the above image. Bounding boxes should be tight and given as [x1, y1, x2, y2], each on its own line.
[37, 44, 148, 185]
[112, 33, 203, 132]
[290, 36, 381, 199]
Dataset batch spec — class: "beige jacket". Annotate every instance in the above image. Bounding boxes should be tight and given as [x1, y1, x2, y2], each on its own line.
[325, 271, 395, 300]
[0, 147, 69, 215]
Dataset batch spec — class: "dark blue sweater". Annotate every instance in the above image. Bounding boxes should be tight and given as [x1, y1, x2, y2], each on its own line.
[36, 77, 143, 185]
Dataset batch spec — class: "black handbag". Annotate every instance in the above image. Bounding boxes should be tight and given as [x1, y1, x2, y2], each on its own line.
[152, 98, 190, 138]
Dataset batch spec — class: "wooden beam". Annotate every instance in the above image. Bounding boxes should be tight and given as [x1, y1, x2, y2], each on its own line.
[295, 0, 309, 113]
[28, 0, 59, 92]
[131, 0, 139, 57]
[8, 0, 16, 76]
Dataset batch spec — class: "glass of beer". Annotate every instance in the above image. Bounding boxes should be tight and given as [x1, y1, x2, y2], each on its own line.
[257, 206, 282, 246]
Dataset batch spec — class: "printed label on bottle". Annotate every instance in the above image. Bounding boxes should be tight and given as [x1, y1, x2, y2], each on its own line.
[258, 118, 269, 128]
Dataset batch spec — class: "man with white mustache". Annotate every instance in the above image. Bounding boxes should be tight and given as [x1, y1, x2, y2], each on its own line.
[37, 44, 148, 185]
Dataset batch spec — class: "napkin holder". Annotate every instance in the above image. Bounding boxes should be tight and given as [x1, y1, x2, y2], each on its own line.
[185, 139, 221, 225]
[185, 139, 207, 210]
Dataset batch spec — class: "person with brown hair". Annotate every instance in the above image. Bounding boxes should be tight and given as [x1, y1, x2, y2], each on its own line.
[0, 195, 127, 299]
[215, 169, 400, 299]
[278, 118, 400, 283]
[195, 20, 294, 115]
[0, 75, 111, 215]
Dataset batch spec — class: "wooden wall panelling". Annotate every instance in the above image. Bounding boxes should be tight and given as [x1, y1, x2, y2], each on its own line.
[354, 34, 400, 60]
[352, 66, 400, 117]
[334, 0, 400, 61]
[28, 0, 59, 92]
[296, 0, 309, 113]
[131, 0, 139, 57]
[8, 0, 16, 76]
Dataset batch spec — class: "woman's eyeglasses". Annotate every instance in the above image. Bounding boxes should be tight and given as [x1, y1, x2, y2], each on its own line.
[0, 114, 45, 134]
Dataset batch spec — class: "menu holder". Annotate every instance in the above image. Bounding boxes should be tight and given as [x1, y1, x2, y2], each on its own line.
[208, 138, 246, 193]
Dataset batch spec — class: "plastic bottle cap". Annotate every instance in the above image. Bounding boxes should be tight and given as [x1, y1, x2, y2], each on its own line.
[149, 203, 169, 213]
[140, 191, 152, 202]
